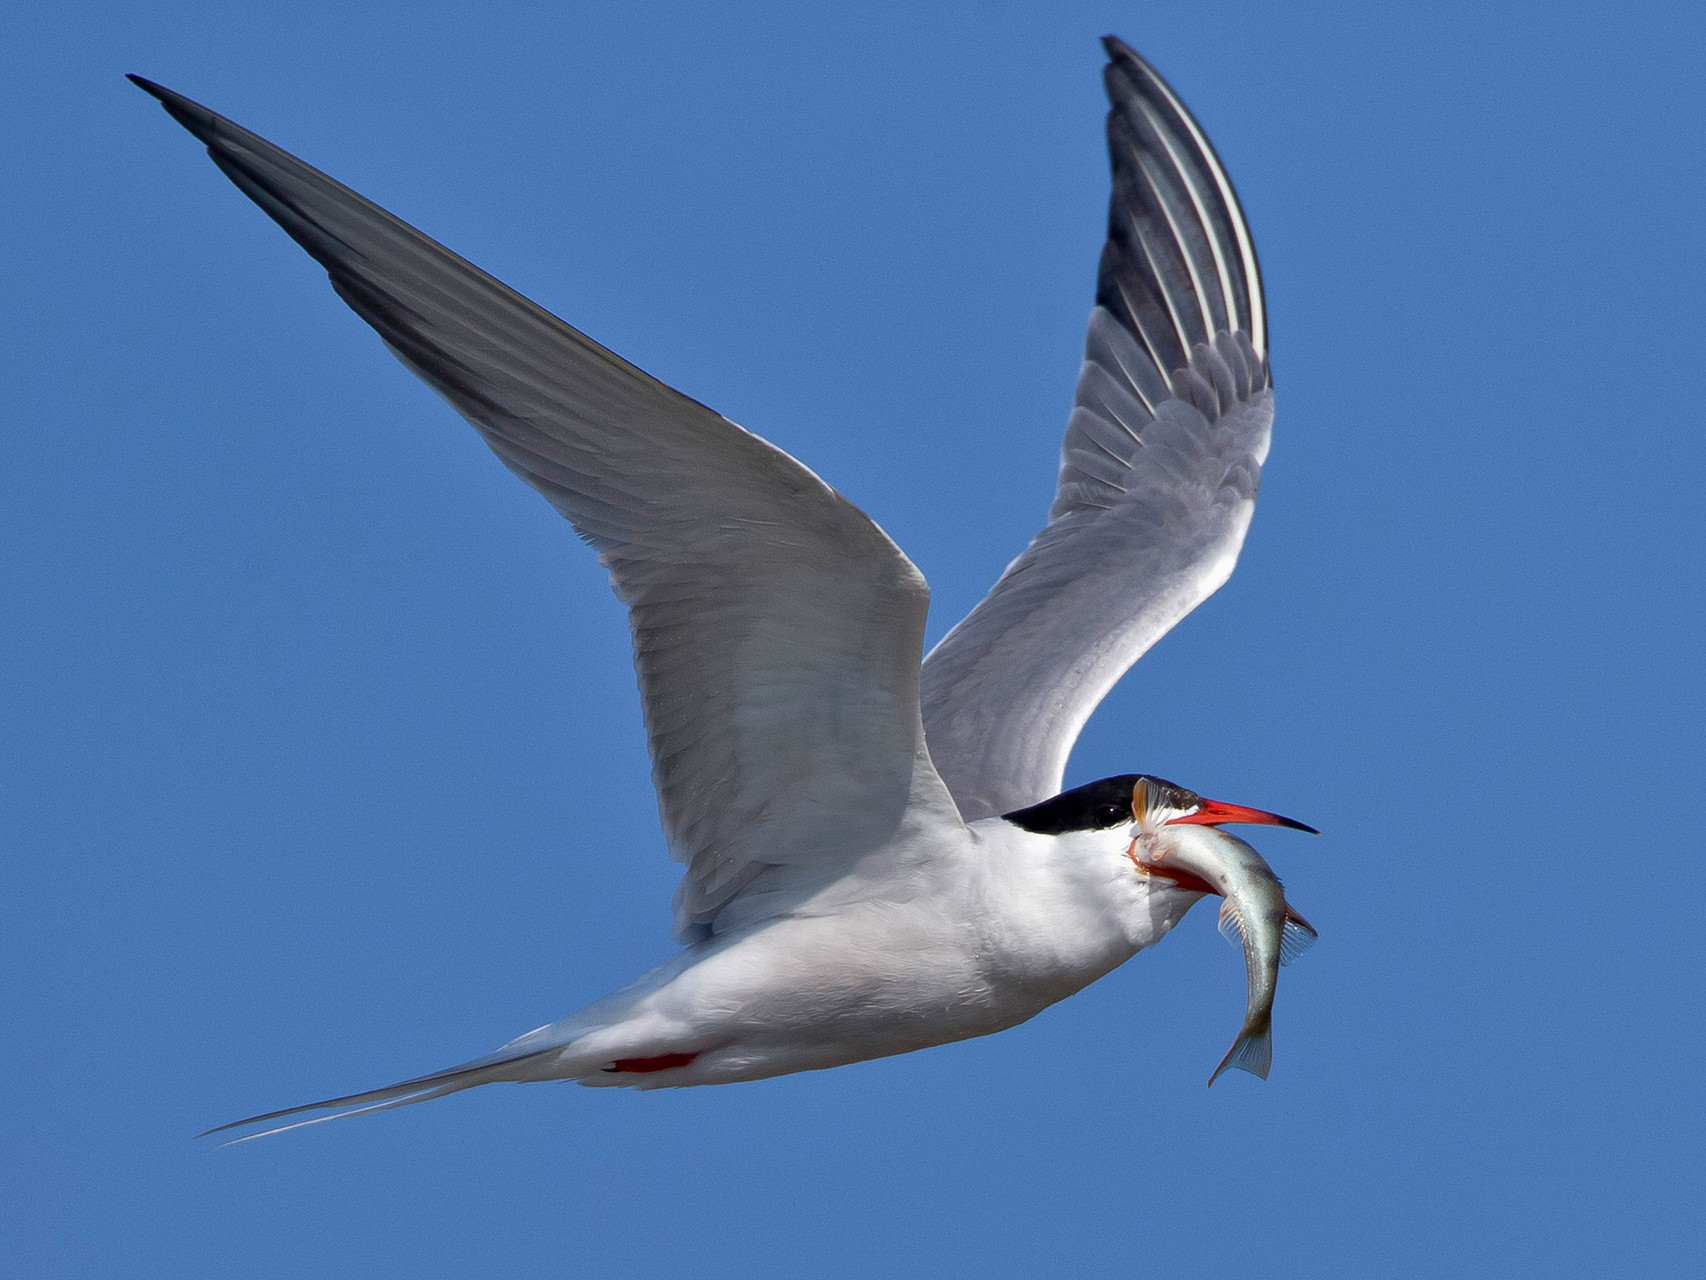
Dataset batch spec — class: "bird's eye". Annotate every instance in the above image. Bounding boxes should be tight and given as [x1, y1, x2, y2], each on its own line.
[1100, 805, 1129, 825]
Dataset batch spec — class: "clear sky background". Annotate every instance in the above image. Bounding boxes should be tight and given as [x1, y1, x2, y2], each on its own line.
[5, 1, 1703, 1276]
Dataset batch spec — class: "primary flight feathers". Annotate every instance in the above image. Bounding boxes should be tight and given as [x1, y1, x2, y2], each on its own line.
[918, 38, 1271, 823]
[127, 71, 943, 944]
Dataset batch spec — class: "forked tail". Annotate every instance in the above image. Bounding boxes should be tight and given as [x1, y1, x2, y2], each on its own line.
[199, 1042, 572, 1145]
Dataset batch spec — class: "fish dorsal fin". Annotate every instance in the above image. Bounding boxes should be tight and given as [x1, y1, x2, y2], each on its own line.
[1280, 906, 1318, 966]
[1217, 897, 1247, 949]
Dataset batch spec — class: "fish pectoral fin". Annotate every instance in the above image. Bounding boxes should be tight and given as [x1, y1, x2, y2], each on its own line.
[1217, 897, 1248, 949]
[1279, 905, 1318, 966]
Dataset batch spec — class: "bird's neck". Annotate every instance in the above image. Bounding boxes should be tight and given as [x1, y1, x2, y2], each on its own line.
[965, 821, 1202, 981]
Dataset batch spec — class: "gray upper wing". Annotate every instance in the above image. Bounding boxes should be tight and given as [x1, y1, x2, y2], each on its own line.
[132, 77, 946, 941]
[919, 38, 1274, 820]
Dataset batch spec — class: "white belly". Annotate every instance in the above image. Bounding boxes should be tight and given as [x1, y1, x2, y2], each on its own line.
[547, 838, 1205, 1088]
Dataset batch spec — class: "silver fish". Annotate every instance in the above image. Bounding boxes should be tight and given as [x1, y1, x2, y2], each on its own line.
[1135, 818, 1317, 1084]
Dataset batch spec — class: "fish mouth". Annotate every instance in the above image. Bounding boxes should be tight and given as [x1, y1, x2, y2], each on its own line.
[1165, 798, 1318, 834]
[1136, 864, 1218, 896]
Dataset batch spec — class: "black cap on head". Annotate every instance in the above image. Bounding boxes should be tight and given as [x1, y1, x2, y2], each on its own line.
[1002, 775, 1200, 835]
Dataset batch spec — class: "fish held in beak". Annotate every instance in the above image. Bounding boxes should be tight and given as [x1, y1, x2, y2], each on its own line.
[1131, 817, 1319, 1085]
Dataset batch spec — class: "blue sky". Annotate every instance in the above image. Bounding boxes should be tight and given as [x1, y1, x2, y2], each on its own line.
[5, 1, 1703, 1275]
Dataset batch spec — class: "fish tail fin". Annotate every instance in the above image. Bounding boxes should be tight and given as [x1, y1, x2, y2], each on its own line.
[1208, 1013, 1273, 1086]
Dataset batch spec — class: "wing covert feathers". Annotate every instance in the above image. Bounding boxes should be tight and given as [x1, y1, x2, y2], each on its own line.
[131, 75, 946, 940]
[920, 39, 1272, 820]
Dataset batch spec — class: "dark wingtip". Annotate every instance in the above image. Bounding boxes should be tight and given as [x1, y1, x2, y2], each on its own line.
[1100, 34, 1143, 64]
[125, 74, 220, 141]
[126, 73, 176, 106]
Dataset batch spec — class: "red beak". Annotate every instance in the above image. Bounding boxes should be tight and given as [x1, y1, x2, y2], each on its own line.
[1165, 797, 1318, 834]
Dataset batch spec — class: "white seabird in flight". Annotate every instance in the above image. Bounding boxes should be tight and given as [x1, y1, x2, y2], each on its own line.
[131, 36, 1318, 1141]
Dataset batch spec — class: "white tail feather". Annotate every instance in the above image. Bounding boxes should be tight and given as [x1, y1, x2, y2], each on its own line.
[200, 1044, 569, 1144]
[213, 1081, 474, 1145]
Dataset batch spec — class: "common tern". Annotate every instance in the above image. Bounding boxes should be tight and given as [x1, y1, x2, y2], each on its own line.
[131, 35, 1318, 1142]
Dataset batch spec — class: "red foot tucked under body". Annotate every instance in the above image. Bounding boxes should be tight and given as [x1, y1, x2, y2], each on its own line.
[605, 1052, 700, 1074]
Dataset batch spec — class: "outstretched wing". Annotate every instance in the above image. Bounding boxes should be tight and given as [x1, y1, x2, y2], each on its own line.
[920, 37, 1273, 820]
[133, 78, 953, 941]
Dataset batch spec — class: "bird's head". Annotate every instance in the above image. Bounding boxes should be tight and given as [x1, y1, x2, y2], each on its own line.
[1002, 774, 1316, 885]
